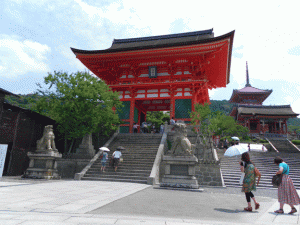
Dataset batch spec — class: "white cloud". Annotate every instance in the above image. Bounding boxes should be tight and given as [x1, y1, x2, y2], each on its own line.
[2, 0, 300, 113]
[0, 35, 51, 78]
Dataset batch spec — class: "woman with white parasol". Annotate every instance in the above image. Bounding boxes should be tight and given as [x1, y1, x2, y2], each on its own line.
[99, 147, 110, 172]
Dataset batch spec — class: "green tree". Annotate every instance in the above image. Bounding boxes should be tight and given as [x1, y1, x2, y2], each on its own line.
[146, 111, 170, 131]
[191, 103, 249, 139]
[31, 71, 122, 152]
[209, 111, 249, 139]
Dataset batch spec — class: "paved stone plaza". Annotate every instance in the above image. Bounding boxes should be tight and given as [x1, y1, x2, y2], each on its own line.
[0, 177, 299, 224]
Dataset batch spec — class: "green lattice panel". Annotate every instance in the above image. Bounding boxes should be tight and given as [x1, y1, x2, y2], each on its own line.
[175, 99, 191, 119]
[117, 101, 130, 120]
[120, 126, 129, 133]
[134, 107, 138, 123]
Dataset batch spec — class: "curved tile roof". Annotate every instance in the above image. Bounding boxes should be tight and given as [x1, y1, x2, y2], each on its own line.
[237, 105, 299, 116]
[71, 29, 235, 55]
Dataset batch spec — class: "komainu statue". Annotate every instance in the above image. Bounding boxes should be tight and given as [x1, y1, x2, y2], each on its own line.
[37, 125, 57, 151]
[170, 122, 195, 155]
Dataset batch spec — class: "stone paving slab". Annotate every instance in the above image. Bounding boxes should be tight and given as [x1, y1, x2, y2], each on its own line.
[0, 179, 299, 224]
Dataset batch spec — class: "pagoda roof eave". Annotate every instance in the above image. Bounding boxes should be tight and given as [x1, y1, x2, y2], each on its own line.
[70, 30, 235, 55]
[229, 88, 273, 103]
[236, 105, 299, 117]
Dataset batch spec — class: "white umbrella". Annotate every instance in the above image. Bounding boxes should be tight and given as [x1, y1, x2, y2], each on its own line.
[224, 145, 247, 157]
[99, 147, 110, 152]
[231, 136, 240, 141]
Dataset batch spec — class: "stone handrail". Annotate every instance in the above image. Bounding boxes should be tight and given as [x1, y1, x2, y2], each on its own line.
[265, 138, 279, 153]
[147, 131, 168, 185]
[286, 139, 300, 152]
[212, 148, 219, 162]
[74, 130, 119, 180]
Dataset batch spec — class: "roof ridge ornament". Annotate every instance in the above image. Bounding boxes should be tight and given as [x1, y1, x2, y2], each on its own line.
[245, 61, 251, 87]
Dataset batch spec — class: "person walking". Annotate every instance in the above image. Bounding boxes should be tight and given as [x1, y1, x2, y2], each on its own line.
[240, 152, 260, 212]
[100, 150, 108, 172]
[223, 138, 228, 150]
[160, 123, 164, 134]
[274, 156, 300, 214]
[112, 147, 123, 172]
[170, 117, 176, 125]
[133, 123, 139, 133]
[248, 143, 251, 151]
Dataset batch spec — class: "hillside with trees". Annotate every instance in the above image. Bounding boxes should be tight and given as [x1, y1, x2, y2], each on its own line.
[5, 95, 300, 133]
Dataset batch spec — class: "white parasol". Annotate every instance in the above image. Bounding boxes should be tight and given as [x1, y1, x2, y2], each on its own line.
[224, 145, 248, 157]
[99, 147, 110, 152]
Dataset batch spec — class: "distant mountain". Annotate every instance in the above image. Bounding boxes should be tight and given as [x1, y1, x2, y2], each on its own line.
[209, 100, 233, 115]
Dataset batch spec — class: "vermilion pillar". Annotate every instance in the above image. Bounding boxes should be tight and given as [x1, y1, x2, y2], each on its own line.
[129, 99, 135, 133]
[170, 87, 175, 119]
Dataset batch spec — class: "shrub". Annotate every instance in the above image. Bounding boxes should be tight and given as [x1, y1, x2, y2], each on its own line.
[292, 140, 300, 145]
[259, 139, 269, 143]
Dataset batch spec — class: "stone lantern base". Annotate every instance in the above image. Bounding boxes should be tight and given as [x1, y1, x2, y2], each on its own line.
[24, 150, 62, 179]
[160, 155, 199, 189]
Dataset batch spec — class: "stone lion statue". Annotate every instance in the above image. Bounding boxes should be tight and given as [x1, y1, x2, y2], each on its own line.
[170, 122, 195, 155]
[37, 125, 57, 151]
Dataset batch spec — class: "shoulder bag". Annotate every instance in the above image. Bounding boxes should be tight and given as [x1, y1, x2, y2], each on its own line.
[272, 174, 283, 187]
[272, 164, 287, 187]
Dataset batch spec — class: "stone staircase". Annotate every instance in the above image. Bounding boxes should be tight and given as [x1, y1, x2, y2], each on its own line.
[81, 133, 162, 184]
[267, 138, 300, 153]
[218, 150, 300, 189]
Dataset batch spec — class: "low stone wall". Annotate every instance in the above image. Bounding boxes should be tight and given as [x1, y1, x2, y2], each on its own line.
[56, 159, 90, 179]
[196, 163, 223, 186]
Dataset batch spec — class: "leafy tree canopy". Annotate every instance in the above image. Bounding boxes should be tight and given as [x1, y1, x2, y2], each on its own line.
[146, 111, 170, 129]
[30, 71, 122, 139]
[191, 103, 249, 139]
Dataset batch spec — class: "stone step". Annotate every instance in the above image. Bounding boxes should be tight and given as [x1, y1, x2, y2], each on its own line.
[81, 177, 147, 184]
[86, 168, 151, 176]
[218, 149, 300, 189]
[84, 174, 150, 180]
[82, 132, 162, 184]
[93, 164, 154, 168]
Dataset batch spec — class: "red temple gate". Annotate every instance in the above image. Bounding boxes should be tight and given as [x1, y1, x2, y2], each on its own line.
[71, 29, 234, 133]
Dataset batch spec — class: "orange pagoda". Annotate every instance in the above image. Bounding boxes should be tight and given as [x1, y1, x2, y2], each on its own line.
[71, 29, 235, 133]
[229, 62, 299, 136]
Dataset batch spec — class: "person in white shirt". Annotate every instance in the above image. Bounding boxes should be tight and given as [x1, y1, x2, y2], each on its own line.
[133, 123, 139, 133]
[112, 147, 123, 172]
[170, 117, 176, 125]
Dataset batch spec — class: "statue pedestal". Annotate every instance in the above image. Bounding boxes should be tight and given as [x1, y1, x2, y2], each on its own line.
[24, 150, 62, 179]
[160, 155, 199, 189]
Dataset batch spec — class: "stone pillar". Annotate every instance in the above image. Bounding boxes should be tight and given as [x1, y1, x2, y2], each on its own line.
[75, 133, 95, 159]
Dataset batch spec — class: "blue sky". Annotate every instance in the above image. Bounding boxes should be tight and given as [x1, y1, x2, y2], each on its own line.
[1, 0, 300, 114]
